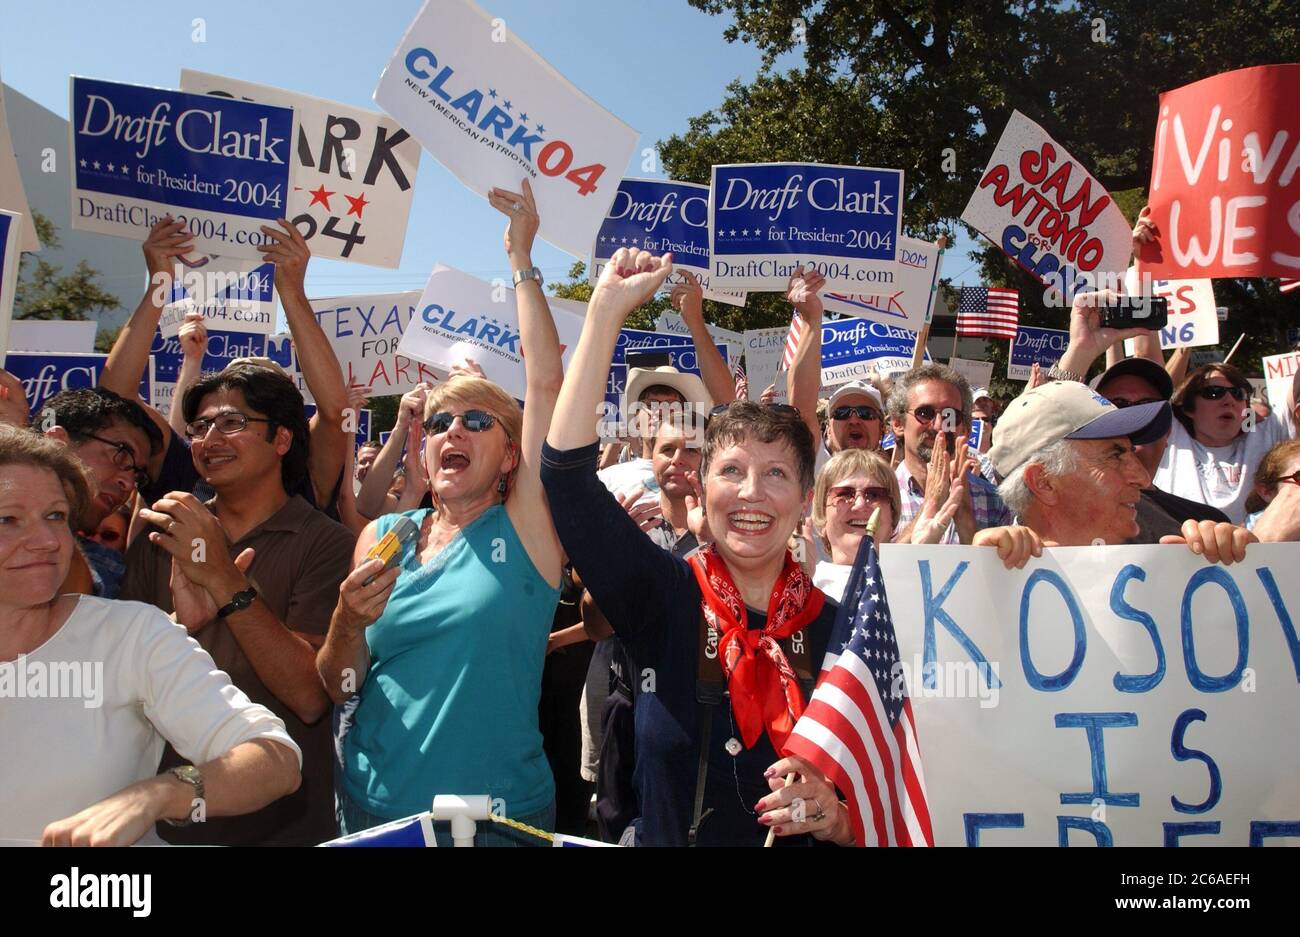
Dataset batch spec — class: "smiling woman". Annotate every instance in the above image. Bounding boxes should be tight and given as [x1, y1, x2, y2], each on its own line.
[0, 425, 301, 846]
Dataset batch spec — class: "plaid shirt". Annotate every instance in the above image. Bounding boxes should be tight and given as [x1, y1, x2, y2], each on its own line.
[894, 460, 1013, 544]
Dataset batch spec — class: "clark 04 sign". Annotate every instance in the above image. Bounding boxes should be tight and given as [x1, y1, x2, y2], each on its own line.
[709, 162, 905, 291]
[591, 178, 745, 306]
[69, 77, 295, 260]
[962, 111, 1132, 299]
[180, 70, 420, 269]
[374, 0, 637, 259]
[820, 318, 929, 387]
[1140, 64, 1300, 280]
[158, 257, 277, 338]
[879, 544, 1300, 846]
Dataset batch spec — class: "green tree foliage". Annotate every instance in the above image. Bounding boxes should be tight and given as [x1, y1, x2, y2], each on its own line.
[13, 213, 120, 322]
[662, 0, 1299, 379]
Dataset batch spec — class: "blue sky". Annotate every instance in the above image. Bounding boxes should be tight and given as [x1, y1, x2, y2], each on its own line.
[0, 0, 980, 310]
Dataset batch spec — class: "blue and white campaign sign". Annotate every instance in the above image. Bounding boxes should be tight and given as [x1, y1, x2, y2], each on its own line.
[653, 311, 741, 368]
[967, 419, 986, 452]
[374, 0, 638, 259]
[69, 77, 295, 260]
[742, 325, 789, 402]
[181, 70, 420, 269]
[881, 544, 1300, 846]
[0, 209, 19, 353]
[397, 265, 585, 401]
[590, 178, 745, 306]
[149, 328, 267, 416]
[319, 812, 437, 847]
[302, 291, 445, 398]
[606, 328, 728, 416]
[158, 257, 277, 338]
[3, 352, 151, 415]
[820, 318, 929, 387]
[820, 236, 944, 332]
[1008, 325, 1069, 381]
[709, 162, 905, 291]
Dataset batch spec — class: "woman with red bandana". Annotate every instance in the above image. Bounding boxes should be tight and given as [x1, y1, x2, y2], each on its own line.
[542, 247, 849, 846]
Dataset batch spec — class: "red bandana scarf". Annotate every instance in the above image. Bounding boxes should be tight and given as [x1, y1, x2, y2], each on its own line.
[687, 544, 825, 751]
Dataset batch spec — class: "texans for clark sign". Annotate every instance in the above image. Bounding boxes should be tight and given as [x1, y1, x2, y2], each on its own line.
[880, 544, 1300, 846]
[180, 70, 419, 269]
[1140, 65, 1300, 280]
[709, 162, 905, 291]
[962, 111, 1132, 300]
[374, 0, 638, 259]
[305, 291, 440, 397]
[69, 77, 295, 260]
[591, 178, 744, 306]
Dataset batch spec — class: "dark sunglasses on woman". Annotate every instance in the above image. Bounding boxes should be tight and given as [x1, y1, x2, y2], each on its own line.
[424, 409, 497, 434]
[1196, 385, 1249, 402]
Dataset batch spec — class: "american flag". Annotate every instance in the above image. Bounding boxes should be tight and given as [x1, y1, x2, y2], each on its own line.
[956, 286, 1020, 339]
[780, 313, 807, 371]
[784, 534, 933, 847]
[733, 362, 748, 400]
[1281, 278, 1300, 295]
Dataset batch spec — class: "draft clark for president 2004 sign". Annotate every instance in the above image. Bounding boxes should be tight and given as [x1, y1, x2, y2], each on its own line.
[69, 77, 295, 261]
[709, 162, 905, 291]
[374, 0, 637, 259]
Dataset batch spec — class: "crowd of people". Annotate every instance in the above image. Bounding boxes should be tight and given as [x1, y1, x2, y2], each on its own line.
[1, 186, 1295, 847]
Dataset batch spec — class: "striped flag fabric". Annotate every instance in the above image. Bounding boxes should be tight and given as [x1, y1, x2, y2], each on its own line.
[780, 313, 807, 371]
[733, 362, 748, 400]
[784, 533, 933, 847]
[956, 286, 1020, 339]
[1281, 278, 1300, 294]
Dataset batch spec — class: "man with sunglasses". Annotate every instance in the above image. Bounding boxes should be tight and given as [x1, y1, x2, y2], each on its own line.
[120, 364, 354, 846]
[35, 387, 162, 597]
[887, 364, 1013, 544]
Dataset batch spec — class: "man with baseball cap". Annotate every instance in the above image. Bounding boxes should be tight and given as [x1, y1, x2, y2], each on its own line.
[991, 381, 1254, 562]
[825, 381, 886, 456]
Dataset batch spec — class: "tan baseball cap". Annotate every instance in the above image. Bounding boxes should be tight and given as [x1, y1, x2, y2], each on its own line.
[990, 380, 1171, 478]
[827, 381, 884, 413]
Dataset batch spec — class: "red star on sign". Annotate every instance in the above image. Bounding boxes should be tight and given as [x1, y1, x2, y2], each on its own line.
[307, 184, 335, 210]
[345, 192, 370, 218]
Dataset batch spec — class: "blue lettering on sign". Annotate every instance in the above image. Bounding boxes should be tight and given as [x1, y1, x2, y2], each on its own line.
[963, 813, 1023, 846]
[999, 224, 1088, 298]
[1019, 569, 1087, 691]
[1163, 821, 1221, 846]
[711, 163, 903, 261]
[1180, 566, 1249, 692]
[820, 318, 929, 368]
[1254, 567, 1300, 681]
[1109, 564, 1165, 693]
[420, 302, 520, 353]
[596, 179, 711, 269]
[919, 560, 1001, 691]
[1058, 817, 1113, 847]
[1010, 325, 1070, 372]
[1055, 712, 1140, 807]
[150, 328, 267, 383]
[2, 352, 151, 415]
[1249, 821, 1300, 846]
[72, 78, 292, 221]
[1169, 708, 1222, 815]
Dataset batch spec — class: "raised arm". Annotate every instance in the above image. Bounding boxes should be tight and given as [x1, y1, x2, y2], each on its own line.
[489, 180, 565, 587]
[1056, 289, 1154, 381]
[317, 522, 397, 704]
[786, 267, 827, 446]
[670, 271, 733, 407]
[168, 312, 208, 438]
[357, 384, 428, 519]
[257, 220, 348, 504]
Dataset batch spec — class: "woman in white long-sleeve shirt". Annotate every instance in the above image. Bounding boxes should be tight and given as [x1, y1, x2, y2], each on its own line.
[0, 426, 301, 846]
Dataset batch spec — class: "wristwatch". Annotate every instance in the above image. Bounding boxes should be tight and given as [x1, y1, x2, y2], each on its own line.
[216, 586, 257, 620]
[512, 266, 544, 288]
[1045, 365, 1084, 383]
[164, 765, 205, 827]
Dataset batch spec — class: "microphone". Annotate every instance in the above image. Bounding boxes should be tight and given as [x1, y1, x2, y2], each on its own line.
[362, 515, 419, 585]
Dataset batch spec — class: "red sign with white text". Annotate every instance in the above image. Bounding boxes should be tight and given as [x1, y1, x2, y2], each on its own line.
[1140, 64, 1300, 279]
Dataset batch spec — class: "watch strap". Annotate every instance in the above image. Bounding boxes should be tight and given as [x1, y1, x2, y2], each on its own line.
[164, 766, 204, 827]
[512, 266, 543, 288]
[216, 586, 257, 620]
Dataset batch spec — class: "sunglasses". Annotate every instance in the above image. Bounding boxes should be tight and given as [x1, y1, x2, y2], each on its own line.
[1196, 385, 1249, 402]
[907, 405, 965, 427]
[424, 409, 497, 434]
[827, 485, 890, 508]
[1277, 471, 1300, 488]
[832, 405, 881, 422]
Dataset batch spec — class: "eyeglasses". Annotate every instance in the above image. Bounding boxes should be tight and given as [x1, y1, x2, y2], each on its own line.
[1109, 396, 1164, 409]
[907, 405, 965, 427]
[1278, 471, 1300, 488]
[78, 433, 149, 490]
[424, 409, 497, 434]
[827, 485, 891, 508]
[1197, 385, 1249, 402]
[185, 412, 274, 440]
[832, 405, 881, 422]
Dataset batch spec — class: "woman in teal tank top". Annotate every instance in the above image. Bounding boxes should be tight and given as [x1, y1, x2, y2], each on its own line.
[316, 182, 567, 844]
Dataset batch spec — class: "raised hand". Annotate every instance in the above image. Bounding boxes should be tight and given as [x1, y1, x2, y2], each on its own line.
[589, 247, 674, 323]
[142, 216, 195, 281]
[488, 178, 540, 263]
[448, 358, 487, 381]
[786, 266, 827, 319]
[0, 368, 31, 427]
[684, 469, 711, 544]
[177, 311, 208, 361]
[615, 485, 664, 532]
[171, 548, 255, 634]
[669, 270, 705, 322]
[257, 219, 311, 295]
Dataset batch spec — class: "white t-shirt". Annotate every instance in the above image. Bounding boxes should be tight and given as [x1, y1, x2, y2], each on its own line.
[597, 457, 657, 505]
[1153, 411, 1291, 525]
[0, 596, 300, 844]
[813, 561, 854, 604]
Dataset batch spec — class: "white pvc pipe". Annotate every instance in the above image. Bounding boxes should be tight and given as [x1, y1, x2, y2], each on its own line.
[430, 795, 493, 847]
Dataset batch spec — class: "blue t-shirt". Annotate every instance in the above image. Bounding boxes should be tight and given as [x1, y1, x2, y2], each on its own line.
[342, 506, 559, 819]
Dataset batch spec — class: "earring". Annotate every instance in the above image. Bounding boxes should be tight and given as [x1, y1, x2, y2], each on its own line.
[498, 475, 508, 497]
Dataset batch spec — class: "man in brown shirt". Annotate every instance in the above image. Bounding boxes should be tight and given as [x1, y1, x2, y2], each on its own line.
[122, 363, 354, 846]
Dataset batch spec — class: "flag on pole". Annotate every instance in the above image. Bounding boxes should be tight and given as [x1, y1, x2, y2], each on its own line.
[956, 287, 1020, 339]
[780, 313, 807, 371]
[783, 532, 933, 847]
[1281, 278, 1300, 294]
[733, 361, 748, 400]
